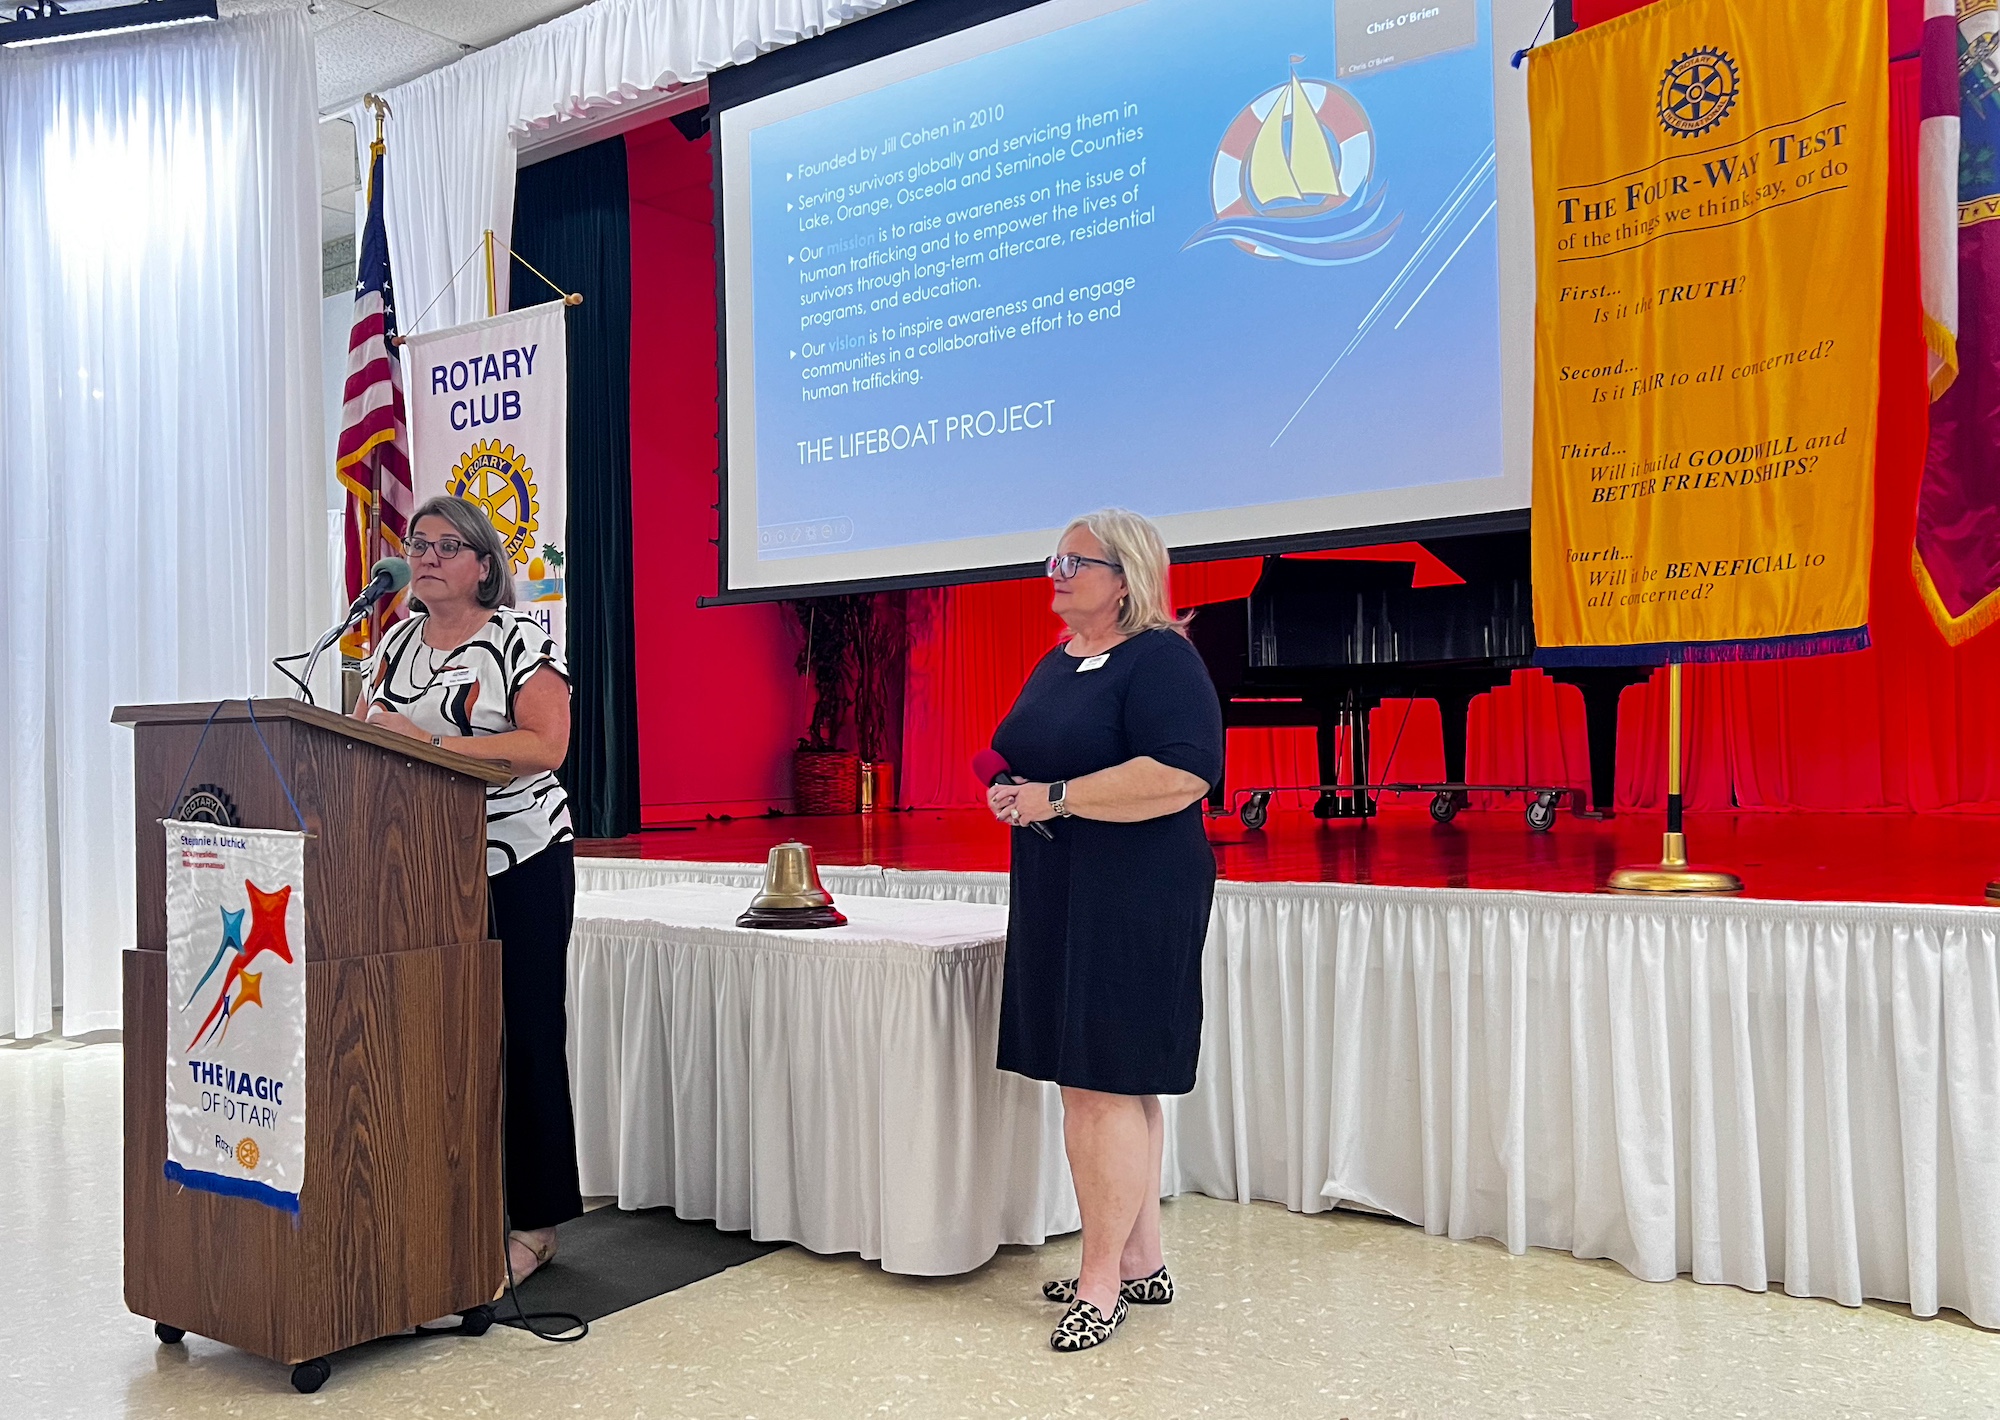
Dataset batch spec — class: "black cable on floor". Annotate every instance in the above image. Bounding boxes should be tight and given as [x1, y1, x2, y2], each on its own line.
[488, 1017, 588, 1343]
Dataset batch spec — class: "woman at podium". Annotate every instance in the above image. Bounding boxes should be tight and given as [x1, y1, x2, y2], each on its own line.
[355, 495, 581, 1285]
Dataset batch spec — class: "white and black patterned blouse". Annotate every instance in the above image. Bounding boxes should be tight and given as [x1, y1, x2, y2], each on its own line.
[364, 609, 574, 875]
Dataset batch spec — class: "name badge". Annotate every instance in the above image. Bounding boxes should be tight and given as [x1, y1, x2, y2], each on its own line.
[1075, 653, 1110, 672]
[435, 665, 479, 687]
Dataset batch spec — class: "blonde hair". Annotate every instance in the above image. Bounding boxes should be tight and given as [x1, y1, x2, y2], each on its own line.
[1061, 508, 1188, 637]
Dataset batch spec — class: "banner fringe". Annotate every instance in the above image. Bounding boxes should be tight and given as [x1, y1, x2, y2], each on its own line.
[1924, 310, 1959, 400]
[1912, 546, 2000, 645]
[1535, 626, 1871, 667]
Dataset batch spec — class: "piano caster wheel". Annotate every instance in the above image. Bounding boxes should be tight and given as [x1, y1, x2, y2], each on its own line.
[1312, 792, 1338, 820]
[291, 1357, 332, 1395]
[1429, 791, 1461, 825]
[1239, 793, 1270, 831]
[153, 1322, 185, 1345]
[1526, 795, 1558, 832]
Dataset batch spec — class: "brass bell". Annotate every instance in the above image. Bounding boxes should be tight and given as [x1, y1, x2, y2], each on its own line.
[737, 841, 847, 929]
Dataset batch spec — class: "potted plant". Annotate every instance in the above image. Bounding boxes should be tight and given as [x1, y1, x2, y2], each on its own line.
[789, 598, 862, 814]
[849, 594, 903, 812]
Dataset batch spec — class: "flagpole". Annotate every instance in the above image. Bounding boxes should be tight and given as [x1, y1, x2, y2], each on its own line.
[1605, 659, 1744, 895]
[484, 228, 497, 320]
[367, 97, 389, 657]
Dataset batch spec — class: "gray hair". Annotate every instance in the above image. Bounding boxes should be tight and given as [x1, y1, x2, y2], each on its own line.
[408, 495, 515, 609]
[1061, 508, 1187, 636]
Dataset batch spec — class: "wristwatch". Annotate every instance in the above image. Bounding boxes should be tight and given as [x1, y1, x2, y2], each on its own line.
[430, 734, 443, 748]
[1049, 781, 1071, 817]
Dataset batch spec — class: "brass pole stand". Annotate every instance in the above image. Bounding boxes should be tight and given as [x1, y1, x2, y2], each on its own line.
[1605, 661, 1743, 896]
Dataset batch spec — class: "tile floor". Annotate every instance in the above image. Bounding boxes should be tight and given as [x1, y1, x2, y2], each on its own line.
[6, 1037, 1998, 1420]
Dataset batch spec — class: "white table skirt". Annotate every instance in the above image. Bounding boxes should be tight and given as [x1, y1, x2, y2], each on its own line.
[565, 883, 1076, 1276]
[571, 860, 2000, 1325]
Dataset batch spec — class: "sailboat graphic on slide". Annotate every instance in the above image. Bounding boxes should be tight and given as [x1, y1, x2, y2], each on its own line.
[1248, 62, 1346, 210]
[1186, 57, 1400, 266]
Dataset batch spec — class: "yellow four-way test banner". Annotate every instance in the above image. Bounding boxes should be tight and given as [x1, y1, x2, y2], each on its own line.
[1528, 0, 1887, 663]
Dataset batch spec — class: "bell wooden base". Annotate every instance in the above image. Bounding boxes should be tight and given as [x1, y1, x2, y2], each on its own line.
[736, 905, 849, 929]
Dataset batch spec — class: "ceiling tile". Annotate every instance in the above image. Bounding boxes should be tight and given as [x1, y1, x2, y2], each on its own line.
[313, 8, 468, 112]
[218, 0, 363, 33]
[374, 0, 588, 49]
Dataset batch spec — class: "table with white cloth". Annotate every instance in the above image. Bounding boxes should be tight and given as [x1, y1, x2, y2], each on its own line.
[565, 882, 1077, 1276]
[571, 860, 2000, 1327]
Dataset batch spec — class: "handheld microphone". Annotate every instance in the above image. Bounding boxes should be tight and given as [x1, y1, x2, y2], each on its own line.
[972, 749, 1055, 840]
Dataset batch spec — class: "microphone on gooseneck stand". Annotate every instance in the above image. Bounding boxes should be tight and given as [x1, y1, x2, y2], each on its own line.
[344, 556, 412, 622]
[277, 557, 413, 708]
[972, 748, 1055, 841]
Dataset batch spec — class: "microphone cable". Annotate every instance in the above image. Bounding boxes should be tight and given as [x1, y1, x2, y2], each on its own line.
[271, 649, 315, 701]
[406, 997, 587, 1345]
[486, 1015, 588, 1343]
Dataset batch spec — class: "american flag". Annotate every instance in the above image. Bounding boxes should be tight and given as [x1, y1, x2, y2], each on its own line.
[334, 133, 413, 657]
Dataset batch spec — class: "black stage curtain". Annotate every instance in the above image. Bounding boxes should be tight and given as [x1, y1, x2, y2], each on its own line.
[512, 136, 639, 838]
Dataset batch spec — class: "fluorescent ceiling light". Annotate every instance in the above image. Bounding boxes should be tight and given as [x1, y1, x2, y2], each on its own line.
[1, 1, 219, 48]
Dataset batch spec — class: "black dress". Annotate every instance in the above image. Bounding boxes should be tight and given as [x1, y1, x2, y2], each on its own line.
[992, 628, 1225, 1096]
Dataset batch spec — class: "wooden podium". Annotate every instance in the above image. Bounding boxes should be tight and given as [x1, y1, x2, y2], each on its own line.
[114, 699, 514, 1391]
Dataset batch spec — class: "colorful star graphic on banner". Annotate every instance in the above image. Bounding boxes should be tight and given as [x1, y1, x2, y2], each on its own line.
[186, 882, 295, 1052]
[180, 906, 246, 1012]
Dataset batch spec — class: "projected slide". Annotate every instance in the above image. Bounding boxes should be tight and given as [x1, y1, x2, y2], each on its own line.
[720, 0, 1524, 590]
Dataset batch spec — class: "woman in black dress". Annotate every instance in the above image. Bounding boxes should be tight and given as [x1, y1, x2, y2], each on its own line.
[988, 508, 1224, 1352]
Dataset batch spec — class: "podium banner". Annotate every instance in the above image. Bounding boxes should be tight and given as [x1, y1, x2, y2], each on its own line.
[404, 301, 569, 651]
[1527, 0, 1887, 664]
[163, 822, 308, 1214]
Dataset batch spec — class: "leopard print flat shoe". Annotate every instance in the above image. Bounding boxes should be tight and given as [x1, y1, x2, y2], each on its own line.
[1049, 1295, 1128, 1352]
[1042, 1266, 1174, 1306]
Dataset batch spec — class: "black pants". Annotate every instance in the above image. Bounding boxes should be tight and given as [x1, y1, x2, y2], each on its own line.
[488, 840, 583, 1231]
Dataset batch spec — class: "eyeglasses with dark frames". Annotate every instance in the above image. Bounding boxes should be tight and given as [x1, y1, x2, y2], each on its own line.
[1046, 552, 1123, 580]
[406, 535, 469, 561]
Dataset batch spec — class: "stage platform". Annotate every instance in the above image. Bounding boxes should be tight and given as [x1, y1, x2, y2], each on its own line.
[582, 806, 2000, 908]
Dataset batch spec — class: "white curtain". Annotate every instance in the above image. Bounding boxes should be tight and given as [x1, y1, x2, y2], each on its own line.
[573, 859, 2000, 1325]
[353, 0, 906, 335]
[0, 12, 328, 1038]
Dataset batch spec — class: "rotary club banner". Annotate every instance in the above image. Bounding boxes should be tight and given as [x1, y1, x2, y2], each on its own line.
[1528, 0, 1888, 663]
[163, 822, 308, 1214]
[404, 302, 570, 650]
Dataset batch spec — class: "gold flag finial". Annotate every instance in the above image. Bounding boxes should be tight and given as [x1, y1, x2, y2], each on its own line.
[361, 93, 391, 145]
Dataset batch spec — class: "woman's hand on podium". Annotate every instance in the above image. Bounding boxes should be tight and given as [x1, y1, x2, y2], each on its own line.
[365, 709, 430, 742]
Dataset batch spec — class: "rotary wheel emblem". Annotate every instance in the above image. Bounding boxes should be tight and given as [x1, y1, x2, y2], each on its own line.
[1658, 47, 1739, 138]
[447, 439, 540, 570]
[176, 783, 239, 827]
[236, 1137, 260, 1170]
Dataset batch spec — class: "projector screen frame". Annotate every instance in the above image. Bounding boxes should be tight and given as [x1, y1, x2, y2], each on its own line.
[703, 0, 1548, 607]
[696, 508, 1528, 606]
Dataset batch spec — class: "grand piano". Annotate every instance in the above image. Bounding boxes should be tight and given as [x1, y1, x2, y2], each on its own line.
[1186, 530, 1645, 828]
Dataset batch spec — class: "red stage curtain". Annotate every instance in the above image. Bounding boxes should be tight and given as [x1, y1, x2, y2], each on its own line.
[627, 122, 808, 823]
[897, 557, 1575, 809]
